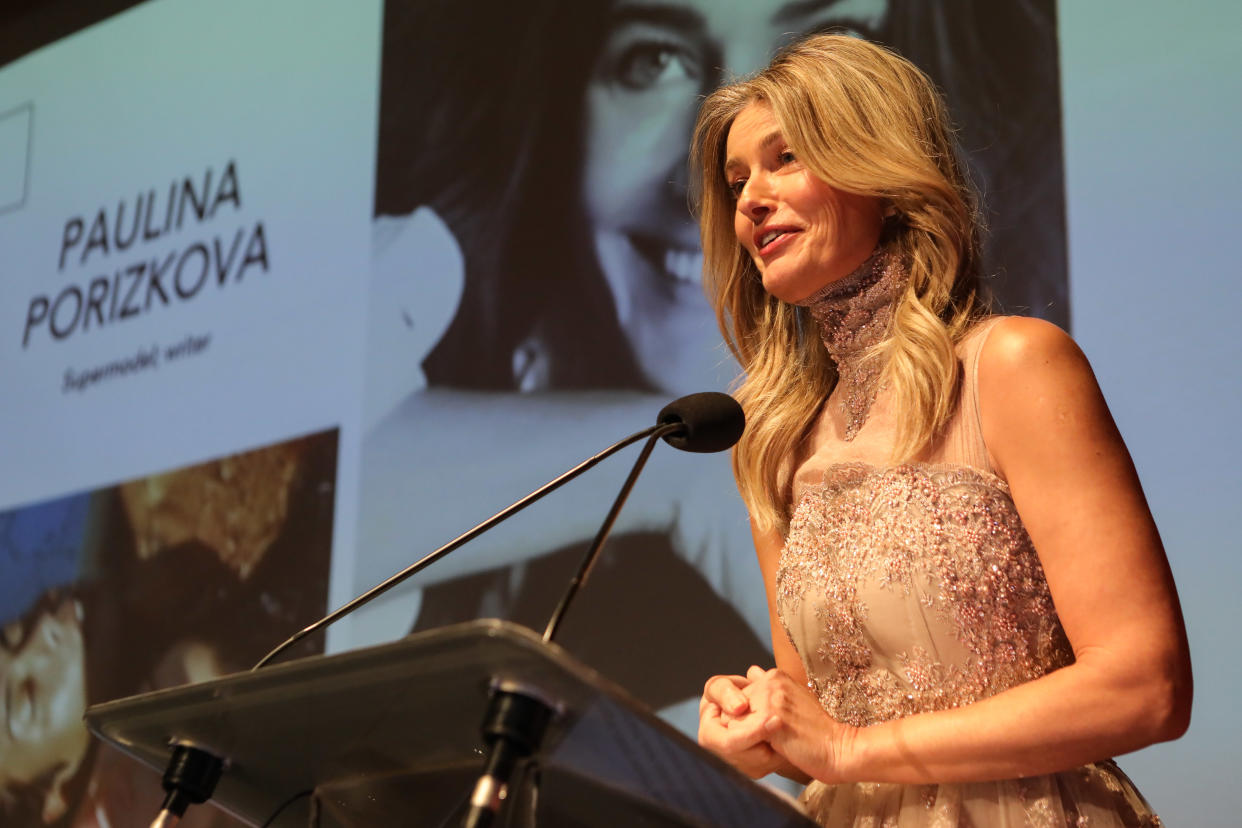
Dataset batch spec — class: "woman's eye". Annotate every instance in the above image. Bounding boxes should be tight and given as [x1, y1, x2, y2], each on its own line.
[602, 39, 701, 91]
[727, 178, 747, 198]
[778, 150, 797, 165]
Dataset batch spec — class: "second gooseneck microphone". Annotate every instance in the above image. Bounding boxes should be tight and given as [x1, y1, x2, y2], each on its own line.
[657, 391, 746, 454]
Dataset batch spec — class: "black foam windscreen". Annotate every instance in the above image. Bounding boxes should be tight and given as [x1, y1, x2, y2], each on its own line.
[657, 392, 745, 454]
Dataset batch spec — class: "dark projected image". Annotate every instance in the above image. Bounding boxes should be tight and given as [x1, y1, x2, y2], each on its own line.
[359, 0, 1066, 732]
[0, 430, 337, 827]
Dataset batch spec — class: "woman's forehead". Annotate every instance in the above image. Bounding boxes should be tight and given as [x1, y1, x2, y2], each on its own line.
[725, 104, 782, 165]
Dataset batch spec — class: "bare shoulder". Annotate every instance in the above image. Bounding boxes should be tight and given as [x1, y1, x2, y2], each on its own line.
[978, 316, 1089, 376]
[976, 316, 1101, 407]
[975, 316, 1117, 479]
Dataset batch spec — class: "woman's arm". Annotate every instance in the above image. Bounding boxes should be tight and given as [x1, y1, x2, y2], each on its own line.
[744, 316, 1192, 784]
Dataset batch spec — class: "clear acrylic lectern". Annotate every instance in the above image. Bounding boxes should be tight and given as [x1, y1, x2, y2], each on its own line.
[86, 620, 816, 827]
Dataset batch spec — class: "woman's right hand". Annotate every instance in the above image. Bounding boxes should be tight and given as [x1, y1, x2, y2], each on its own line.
[698, 671, 785, 779]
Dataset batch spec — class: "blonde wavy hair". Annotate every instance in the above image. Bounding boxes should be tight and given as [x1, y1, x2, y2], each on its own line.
[691, 34, 989, 533]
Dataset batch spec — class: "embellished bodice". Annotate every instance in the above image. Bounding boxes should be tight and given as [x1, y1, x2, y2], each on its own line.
[776, 319, 1075, 728]
[778, 461, 1074, 727]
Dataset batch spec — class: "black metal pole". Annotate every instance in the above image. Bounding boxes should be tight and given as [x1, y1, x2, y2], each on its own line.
[542, 425, 678, 643]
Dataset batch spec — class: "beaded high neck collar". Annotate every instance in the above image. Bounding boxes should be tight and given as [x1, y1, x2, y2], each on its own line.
[795, 247, 907, 440]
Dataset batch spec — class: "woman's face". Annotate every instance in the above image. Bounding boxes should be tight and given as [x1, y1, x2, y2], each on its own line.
[0, 597, 89, 808]
[582, 0, 890, 391]
[726, 102, 884, 303]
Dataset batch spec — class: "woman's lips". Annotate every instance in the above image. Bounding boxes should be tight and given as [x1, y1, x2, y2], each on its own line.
[756, 228, 800, 258]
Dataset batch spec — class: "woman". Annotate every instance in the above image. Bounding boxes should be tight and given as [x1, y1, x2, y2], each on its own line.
[692, 35, 1190, 824]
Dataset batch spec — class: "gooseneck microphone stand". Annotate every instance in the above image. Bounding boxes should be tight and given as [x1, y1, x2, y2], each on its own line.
[543, 426, 670, 643]
[253, 421, 683, 671]
[462, 424, 681, 828]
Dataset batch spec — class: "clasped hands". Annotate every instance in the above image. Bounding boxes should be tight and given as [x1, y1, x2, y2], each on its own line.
[698, 665, 851, 783]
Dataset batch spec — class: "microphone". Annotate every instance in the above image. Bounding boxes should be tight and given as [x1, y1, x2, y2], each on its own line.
[658, 391, 745, 453]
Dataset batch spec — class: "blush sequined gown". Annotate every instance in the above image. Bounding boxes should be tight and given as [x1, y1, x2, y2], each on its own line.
[776, 255, 1163, 826]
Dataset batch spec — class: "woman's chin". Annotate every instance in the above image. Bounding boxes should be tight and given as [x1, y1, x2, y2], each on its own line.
[759, 267, 816, 305]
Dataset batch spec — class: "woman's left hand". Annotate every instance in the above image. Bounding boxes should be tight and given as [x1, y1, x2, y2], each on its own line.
[741, 665, 854, 784]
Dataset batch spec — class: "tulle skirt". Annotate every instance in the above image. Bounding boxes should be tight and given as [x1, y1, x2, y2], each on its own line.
[800, 760, 1161, 827]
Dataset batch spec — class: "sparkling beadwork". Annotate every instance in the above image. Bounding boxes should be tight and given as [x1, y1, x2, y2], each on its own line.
[796, 247, 906, 440]
[779, 462, 1074, 727]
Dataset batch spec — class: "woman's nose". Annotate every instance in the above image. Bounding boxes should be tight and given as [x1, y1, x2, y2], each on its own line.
[737, 179, 774, 223]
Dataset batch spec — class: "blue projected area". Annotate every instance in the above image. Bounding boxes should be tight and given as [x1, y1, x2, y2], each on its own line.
[0, 492, 89, 620]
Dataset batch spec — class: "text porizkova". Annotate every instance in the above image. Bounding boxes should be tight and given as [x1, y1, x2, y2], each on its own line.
[23, 160, 269, 348]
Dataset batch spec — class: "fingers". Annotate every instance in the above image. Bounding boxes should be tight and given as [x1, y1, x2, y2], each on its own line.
[698, 723, 781, 779]
[699, 666, 803, 780]
[699, 668, 788, 745]
[733, 742, 782, 780]
[699, 708, 783, 780]
[739, 666, 786, 710]
[742, 670, 802, 736]
[702, 673, 751, 717]
[699, 703, 770, 753]
[746, 664, 773, 682]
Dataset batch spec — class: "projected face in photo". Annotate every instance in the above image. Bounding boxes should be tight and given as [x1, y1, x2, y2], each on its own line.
[582, 0, 889, 391]
[0, 595, 89, 823]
